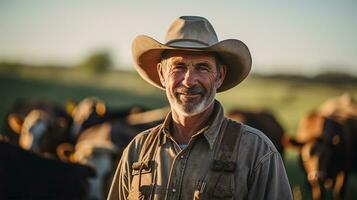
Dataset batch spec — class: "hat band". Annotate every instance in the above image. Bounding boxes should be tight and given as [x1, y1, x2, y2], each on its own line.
[166, 39, 210, 48]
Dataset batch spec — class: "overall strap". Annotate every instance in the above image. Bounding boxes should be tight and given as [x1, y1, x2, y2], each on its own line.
[196, 118, 242, 199]
[130, 125, 162, 200]
[213, 118, 242, 167]
[132, 124, 162, 170]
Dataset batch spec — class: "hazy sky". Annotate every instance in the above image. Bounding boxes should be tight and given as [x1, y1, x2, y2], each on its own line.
[1, 0, 356, 75]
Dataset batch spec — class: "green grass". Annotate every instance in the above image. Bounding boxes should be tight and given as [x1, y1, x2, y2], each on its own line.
[1, 66, 357, 199]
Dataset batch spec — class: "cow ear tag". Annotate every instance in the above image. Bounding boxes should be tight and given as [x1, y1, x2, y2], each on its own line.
[65, 99, 77, 116]
[8, 113, 23, 134]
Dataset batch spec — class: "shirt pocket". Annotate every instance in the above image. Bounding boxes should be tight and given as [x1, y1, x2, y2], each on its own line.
[211, 173, 234, 200]
[128, 168, 153, 200]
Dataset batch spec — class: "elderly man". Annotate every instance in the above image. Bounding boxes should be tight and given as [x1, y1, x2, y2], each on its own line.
[108, 16, 292, 200]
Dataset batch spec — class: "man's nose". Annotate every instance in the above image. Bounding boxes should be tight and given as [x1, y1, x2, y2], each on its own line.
[182, 69, 197, 87]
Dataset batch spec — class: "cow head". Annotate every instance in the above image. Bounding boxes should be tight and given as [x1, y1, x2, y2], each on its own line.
[8, 109, 71, 158]
[70, 97, 107, 139]
[58, 123, 120, 200]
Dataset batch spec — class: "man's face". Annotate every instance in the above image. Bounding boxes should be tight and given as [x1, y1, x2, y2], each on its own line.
[158, 50, 225, 117]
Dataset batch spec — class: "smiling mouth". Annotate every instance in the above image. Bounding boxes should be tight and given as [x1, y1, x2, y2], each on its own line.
[178, 93, 202, 101]
[175, 86, 206, 101]
[180, 93, 200, 96]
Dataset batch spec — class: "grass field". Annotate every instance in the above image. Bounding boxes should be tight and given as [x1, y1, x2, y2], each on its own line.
[1, 66, 357, 199]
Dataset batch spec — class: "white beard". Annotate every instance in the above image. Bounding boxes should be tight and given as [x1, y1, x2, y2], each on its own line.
[167, 86, 216, 117]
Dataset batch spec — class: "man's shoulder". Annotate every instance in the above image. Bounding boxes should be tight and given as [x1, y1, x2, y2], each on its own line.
[126, 125, 160, 149]
[121, 124, 162, 159]
[226, 118, 278, 154]
[242, 124, 278, 153]
[225, 119, 281, 173]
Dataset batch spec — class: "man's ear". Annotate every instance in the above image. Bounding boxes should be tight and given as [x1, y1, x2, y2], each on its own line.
[215, 65, 227, 89]
[157, 63, 166, 87]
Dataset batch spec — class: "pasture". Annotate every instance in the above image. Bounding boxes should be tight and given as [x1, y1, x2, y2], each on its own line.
[1, 65, 357, 199]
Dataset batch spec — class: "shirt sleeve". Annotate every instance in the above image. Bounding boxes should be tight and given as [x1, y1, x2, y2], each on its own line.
[107, 150, 130, 200]
[247, 152, 293, 200]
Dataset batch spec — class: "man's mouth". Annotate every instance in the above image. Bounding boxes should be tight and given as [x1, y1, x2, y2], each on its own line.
[179, 93, 201, 98]
[174, 85, 206, 102]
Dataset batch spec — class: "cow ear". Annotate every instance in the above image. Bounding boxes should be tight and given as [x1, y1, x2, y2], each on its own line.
[95, 102, 106, 116]
[56, 143, 75, 162]
[65, 99, 77, 116]
[8, 114, 23, 134]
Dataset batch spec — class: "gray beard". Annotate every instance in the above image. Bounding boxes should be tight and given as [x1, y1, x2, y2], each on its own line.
[168, 87, 216, 117]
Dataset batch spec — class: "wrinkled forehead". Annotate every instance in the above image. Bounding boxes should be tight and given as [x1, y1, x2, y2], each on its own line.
[161, 50, 217, 62]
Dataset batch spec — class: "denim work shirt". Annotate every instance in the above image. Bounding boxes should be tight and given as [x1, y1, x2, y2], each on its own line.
[107, 101, 293, 200]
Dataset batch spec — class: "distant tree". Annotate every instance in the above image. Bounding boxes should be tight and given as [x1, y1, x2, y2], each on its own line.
[314, 71, 357, 84]
[78, 51, 113, 73]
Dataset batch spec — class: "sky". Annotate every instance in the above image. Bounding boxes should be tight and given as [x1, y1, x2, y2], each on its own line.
[0, 0, 357, 75]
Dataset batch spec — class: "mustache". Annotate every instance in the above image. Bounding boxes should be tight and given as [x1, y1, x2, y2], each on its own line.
[175, 85, 206, 95]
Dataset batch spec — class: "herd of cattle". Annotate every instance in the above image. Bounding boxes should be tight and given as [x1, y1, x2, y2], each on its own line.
[0, 94, 356, 200]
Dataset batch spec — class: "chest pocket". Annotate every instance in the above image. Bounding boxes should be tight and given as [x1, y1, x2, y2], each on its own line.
[211, 173, 234, 199]
[128, 161, 153, 200]
[194, 172, 234, 200]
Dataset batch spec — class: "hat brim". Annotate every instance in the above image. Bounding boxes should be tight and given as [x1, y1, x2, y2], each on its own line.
[132, 35, 252, 92]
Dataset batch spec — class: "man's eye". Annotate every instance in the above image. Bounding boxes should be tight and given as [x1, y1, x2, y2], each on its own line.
[198, 65, 210, 72]
[173, 65, 186, 71]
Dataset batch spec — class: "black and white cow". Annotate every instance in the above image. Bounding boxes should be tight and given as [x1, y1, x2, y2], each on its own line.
[1, 99, 73, 158]
[63, 97, 167, 199]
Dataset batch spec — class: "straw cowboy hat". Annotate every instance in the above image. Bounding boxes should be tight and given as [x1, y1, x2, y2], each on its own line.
[132, 16, 252, 92]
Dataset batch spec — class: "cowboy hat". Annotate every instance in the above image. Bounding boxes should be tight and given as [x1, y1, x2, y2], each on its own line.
[132, 16, 252, 92]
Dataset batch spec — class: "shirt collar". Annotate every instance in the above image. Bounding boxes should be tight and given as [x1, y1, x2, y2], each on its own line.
[158, 100, 225, 150]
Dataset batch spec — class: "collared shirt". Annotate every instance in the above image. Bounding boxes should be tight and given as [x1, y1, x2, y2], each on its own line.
[107, 101, 293, 200]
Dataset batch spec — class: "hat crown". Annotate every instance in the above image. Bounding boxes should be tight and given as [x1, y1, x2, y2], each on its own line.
[165, 16, 218, 48]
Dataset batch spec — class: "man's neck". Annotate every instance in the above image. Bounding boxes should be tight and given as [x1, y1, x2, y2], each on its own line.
[170, 103, 215, 145]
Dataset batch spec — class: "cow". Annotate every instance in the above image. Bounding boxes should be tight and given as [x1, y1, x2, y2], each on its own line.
[69, 97, 148, 140]
[58, 121, 135, 200]
[292, 93, 357, 200]
[227, 108, 287, 159]
[62, 97, 168, 199]
[0, 141, 96, 200]
[1, 99, 73, 158]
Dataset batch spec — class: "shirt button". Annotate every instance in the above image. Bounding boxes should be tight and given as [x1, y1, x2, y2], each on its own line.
[172, 188, 177, 193]
[180, 155, 184, 159]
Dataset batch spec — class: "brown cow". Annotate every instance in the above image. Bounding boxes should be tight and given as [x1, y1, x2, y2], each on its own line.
[293, 94, 357, 200]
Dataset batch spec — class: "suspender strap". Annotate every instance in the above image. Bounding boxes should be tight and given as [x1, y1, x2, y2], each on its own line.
[130, 125, 162, 198]
[133, 125, 162, 169]
[198, 119, 243, 199]
[212, 119, 242, 171]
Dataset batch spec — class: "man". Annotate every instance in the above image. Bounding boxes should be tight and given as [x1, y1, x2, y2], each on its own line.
[108, 16, 292, 200]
